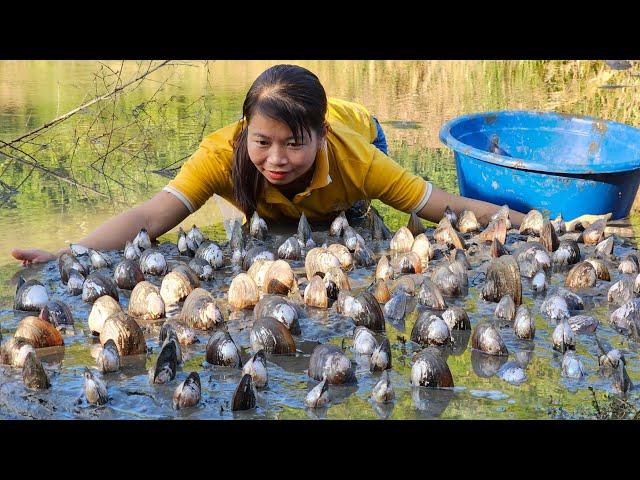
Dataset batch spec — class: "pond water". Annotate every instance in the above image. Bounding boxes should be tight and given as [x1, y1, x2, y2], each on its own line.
[1, 60, 640, 419]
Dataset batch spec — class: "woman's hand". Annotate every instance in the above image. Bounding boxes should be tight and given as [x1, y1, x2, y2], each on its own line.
[11, 248, 57, 265]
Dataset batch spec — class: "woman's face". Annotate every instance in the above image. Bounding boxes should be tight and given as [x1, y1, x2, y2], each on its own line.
[247, 112, 325, 186]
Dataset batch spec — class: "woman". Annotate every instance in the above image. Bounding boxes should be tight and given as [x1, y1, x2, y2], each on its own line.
[12, 64, 524, 265]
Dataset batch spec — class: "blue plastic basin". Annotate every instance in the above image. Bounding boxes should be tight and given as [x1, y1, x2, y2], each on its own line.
[439, 110, 640, 220]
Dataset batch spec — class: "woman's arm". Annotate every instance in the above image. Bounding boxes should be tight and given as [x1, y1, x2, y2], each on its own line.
[11, 191, 191, 264]
[416, 184, 526, 228]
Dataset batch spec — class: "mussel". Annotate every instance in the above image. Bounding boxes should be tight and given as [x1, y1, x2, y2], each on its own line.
[353, 326, 378, 355]
[308, 344, 356, 384]
[99, 313, 147, 356]
[410, 347, 454, 388]
[371, 370, 395, 403]
[471, 323, 508, 356]
[431, 265, 463, 297]
[594, 236, 614, 258]
[129, 281, 165, 320]
[411, 233, 432, 264]
[540, 294, 570, 321]
[411, 312, 451, 346]
[139, 248, 168, 276]
[323, 267, 351, 300]
[305, 377, 330, 408]
[82, 273, 119, 304]
[263, 260, 296, 295]
[278, 236, 302, 260]
[369, 208, 392, 240]
[327, 243, 354, 271]
[540, 219, 559, 252]
[22, 351, 50, 390]
[250, 316, 296, 355]
[160, 270, 194, 306]
[150, 338, 178, 384]
[83, 368, 108, 405]
[14, 316, 64, 349]
[584, 258, 610, 281]
[133, 228, 152, 251]
[88, 295, 123, 335]
[14, 278, 49, 312]
[457, 210, 480, 233]
[124, 240, 141, 261]
[253, 295, 301, 335]
[330, 211, 349, 237]
[173, 372, 201, 410]
[242, 350, 268, 388]
[232, 374, 257, 411]
[242, 246, 275, 271]
[552, 320, 576, 353]
[304, 275, 328, 309]
[194, 241, 224, 269]
[0, 337, 35, 368]
[390, 226, 414, 253]
[383, 292, 410, 322]
[58, 252, 87, 284]
[608, 278, 635, 305]
[619, 254, 639, 275]
[567, 315, 599, 334]
[481, 255, 522, 306]
[494, 295, 516, 322]
[205, 331, 242, 367]
[552, 240, 581, 266]
[298, 212, 315, 248]
[442, 306, 470, 331]
[340, 291, 386, 331]
[434, 217, 466, 249]
[39, 300, 74, 331]
[370, 337, 392, 372]
[343, 226, 365, 252]
[373, 279, 391, 304]
[581, 219, 606, 245]
[561, 350, 585, 378]
[354, 242, 376, 267]
[188, 257, 215, 281]
[97, 339, 120, 373]
[305, 247, 341, 281]
[113, 259, 145, 290]
[228, 273, 260, 311]
[177, 227, 197, 257]
[513, 304, 535, 339]
[416, 279, 447, 310]
[407, 212, 426, 236]
[565, 261, 597, 289]
[250, 211, 268, 240]
[519, 209, 543, 236]
[478, 218, 507, 245]
[180, 288, 223, 329]
[89, 249, 111, 269]
[67, 270, 85, 296]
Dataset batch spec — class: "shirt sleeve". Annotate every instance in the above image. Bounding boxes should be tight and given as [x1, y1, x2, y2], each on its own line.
[363, 147, 432, 213]
[164, 141, 234, 213]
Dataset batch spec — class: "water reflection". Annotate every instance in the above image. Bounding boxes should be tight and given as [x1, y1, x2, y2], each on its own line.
[471, 350, 509, 378]
[411, 387, 455, 418]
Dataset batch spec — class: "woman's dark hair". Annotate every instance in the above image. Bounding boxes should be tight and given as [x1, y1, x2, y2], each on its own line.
[232, 64, 328, 217]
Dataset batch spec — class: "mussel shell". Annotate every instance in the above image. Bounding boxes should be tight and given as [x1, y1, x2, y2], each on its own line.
[194, 241, 224, 269]
[0, 337, 35, 368]
[173, 372, 202, 410]
[89, 249, 111, 269]
[541, 219, 559, 252]
[354, 242, 376, 267]
[410, 347, 454, 387]
[323, 267, 351, 299]
[513, 305, 535, 339]
[151, 340, 178, 384]
[14, 279, 49, 311]
[411, 233, 432, 264]
[375, 255, 394, 281]
[187, 224, 205, 246]
[371, 370, 395, 403]
[553, 240, 581, 266]
[494, 295, 516, 322]
[561, 351, 585, 378]
[250, 316, 296, 354]
[100, 313, 147, 356]
[610, 298, 640, 335]
[298, 212, 314, 244]
[595, 236, 614, 258]
[124, 241, 141, 261]
[205, 331, 242, 367]
[434, 218, 466, 249]
[253, 295, 301, 335]
[457, 210, 480, 233]
[556, 287, 585, 310]
[431, 265, 463, 297]
[247, 259, 274, 290]
[407, 212, 426, 236]
[129, 281, 165, 320]
[230, 220, 244, 252]
[278, 236, 302, 260]
[582, 219, 606, 245]
[58, 252, 88, 284]
[471, 323, 508, 356]
[326, 243, 354, 271]
[308, 344, 356, 384]
[585, 258, 610, 281]
[353, 326, 378, 355]
[552, 320, 576, 353]
[417, 279, 447, 310]
[82, 273, 119, 304]
[89, 295, 123, 335]
[519, 209, 543, 236]
[172, 264, 201, 289]
[567, 315, 599, 334]
[242, 246, 275, 271]
[231, 374, 256, 411]
[242, 350, 268, 388]
[393, 251, 423, 274]
[139, 249, 168, 276]
[370, 337, 392, 371]
[481, 255, 522, 306]
[22, 351, 50, 390]
[113, 260, 145, 290]
[442, 306, 470, 330]
[250, 211, 268, 240]
[490, 238, 508, 258]
[39, 300, 74, 329]
[390, 227, 415, 253]
[160, 270, 194, 306]
[411, 312, 451, 346]
[478, 218, 506, 245]
[304, 275, 328, 309]
[330, 211, 349, 236]
[181, 288, 223, 329]
[67, 271, 85, 296]
[383, 292, 410, 321]
[541, 294, 570, 321]
[264, 260, 296, 295]
[188, 257, 215, 281]
[83, 368, 108, 405]
[304, 247, 341, 281]
[228, 273, 260, 311]
[344, 291, 386, 331]
[565, 261, 597, 289]
[15, 316, 64, 349]
[343, 226, 365, 252]
[373, 279, 391, 303]
[370, 208, 392, 240]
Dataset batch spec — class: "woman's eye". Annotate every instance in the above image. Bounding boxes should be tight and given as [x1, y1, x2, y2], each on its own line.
[288, 142, 303, 148]
[256, 140, 269, 146]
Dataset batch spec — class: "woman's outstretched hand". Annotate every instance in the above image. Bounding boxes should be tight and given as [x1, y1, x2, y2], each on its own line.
[11, 248, 57, 266]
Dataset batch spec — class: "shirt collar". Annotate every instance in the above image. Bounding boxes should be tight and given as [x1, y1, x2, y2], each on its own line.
[263, 145, 332, 205]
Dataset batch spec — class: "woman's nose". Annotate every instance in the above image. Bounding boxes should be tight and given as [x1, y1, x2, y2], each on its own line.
[267, 146, 288, 165]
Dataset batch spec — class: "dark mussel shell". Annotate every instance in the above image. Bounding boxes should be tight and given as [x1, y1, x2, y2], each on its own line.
[113, 259, 145, 290]
[39, 300, 74, 330]
[585, 258, 610, 281]
[383, 292, 410, 322]
[242, 246, 275, 271]
[344, 291, 386, 331]
[250, 316, 296, 355]
[250, 211, 268, 240]
[494, 295, 516, 322]
[82, 273, 119, 304]
[330, 211, 349, 237]
[67, 270, 85, 296]
[431, 265, 463, 297]
[541, 219, 559, 252]
[410, 347, 454, 388]
[253, 295, 301, 335]
[442, 306, 471, 330]
[354, 242, 376, 267]
[481, 255, 522, 306]
[411, 311, 451, 346]
[194, 241, 224, 270]
[188, 257, 215, 281]
[608, 278, 635, 305]
[181, 288, 223, 330]
[491, 238, 508, 258]
[22, 351, 50, 390]
[58, 252, 88, 284]
[14, 278, 49, 312]
[407, 212, 426, 236]
[278, 236, 301, 261]
[231, 374, 257, 411]
[416, 279, 447, 310]
[151, 339, 178, 384]
[369, 207, 392, 240]
[205, 331, 242, 368]
[581, 219, 606, 245]
[370, 337, 392, 372]
[553, 240, 581, 266]
[471, 323, 509, 356]
[298, 212, 314, 246]
[308, 344, 356, 385]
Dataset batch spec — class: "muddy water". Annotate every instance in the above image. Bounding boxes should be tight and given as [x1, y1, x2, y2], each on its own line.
[1, 223, 639, 420]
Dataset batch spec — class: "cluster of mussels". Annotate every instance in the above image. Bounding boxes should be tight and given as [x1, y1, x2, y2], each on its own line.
[2, 203, 637, 417]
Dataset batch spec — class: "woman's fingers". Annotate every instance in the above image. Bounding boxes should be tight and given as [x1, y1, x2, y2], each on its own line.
[11, 248, 54, 264]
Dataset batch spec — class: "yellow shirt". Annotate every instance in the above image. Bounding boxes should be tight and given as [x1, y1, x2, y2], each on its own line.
[164, 97, 431, 222]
